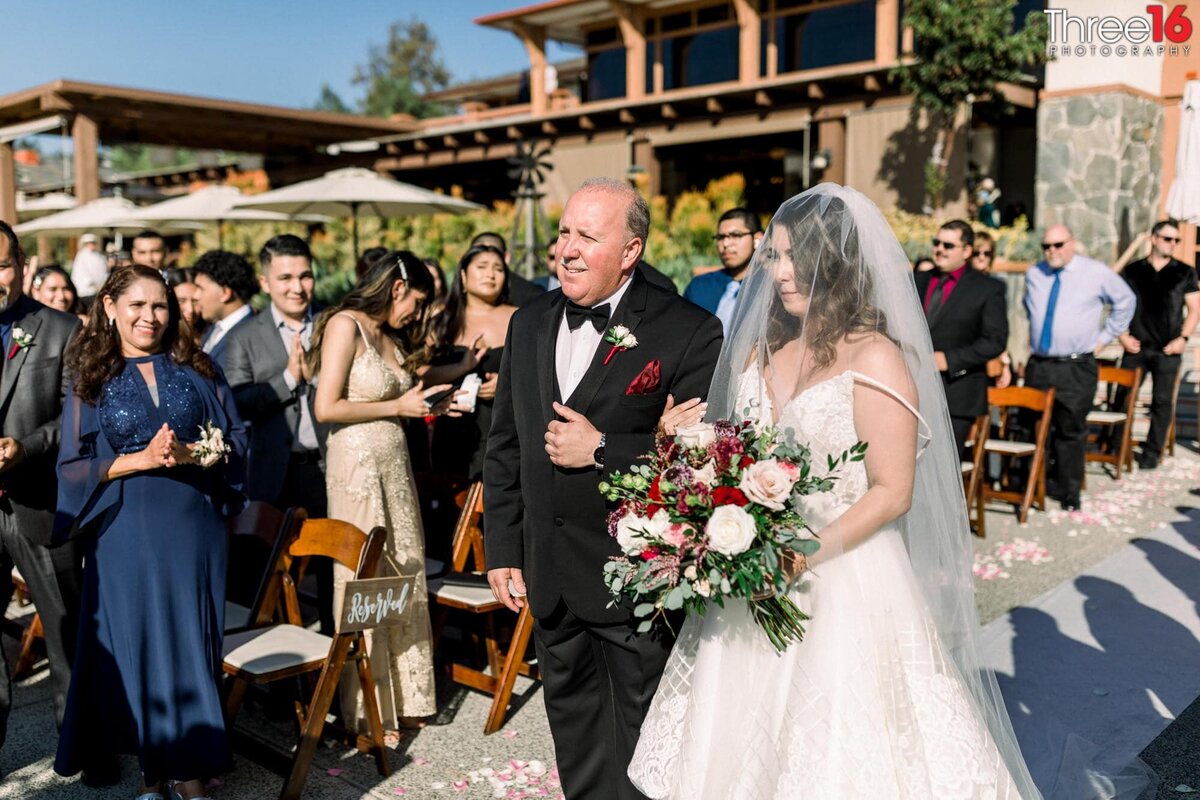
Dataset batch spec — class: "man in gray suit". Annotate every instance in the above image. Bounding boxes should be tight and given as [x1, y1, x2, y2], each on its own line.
[221, 234, 331, 629]
[0, 222, 83, 759]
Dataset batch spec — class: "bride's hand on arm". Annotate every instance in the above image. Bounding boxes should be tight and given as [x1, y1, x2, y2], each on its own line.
[809, 342, 918, 567]
[657, 395, 707, 437]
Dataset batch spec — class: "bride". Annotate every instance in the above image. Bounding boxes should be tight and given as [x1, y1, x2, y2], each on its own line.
[628, 184, 1041, 798]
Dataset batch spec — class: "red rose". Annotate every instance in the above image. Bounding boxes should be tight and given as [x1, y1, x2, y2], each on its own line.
[739, 455, 755, 468]
[648, 475, 664, 503]
[711, 486, 749, 507]
[645, 504, 665, 518]
[640, 548, 661, 561]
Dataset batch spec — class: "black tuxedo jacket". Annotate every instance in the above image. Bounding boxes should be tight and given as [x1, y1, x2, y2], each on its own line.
[0, 296, 80, 546]
[484, 270, 722, 622]
[914, 268, 1008, 418]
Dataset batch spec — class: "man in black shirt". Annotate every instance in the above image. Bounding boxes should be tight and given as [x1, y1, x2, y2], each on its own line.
[1116, 219, 1199, 469]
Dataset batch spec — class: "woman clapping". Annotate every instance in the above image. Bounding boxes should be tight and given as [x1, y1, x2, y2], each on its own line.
[54, 265, 246, 800]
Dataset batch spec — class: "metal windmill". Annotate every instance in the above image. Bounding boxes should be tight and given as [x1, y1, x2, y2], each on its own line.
[507, 140, 553, 279]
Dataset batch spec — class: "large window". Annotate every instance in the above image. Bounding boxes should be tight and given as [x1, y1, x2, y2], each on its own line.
[763, 0, 877, 75]
[587, 47, 627, 101]
[647, 2, 740, 92]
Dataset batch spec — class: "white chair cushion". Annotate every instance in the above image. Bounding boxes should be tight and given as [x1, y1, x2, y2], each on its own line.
[429, 578, 502, 609]
[1087, 410, 1128, 425]
[961, 461, 974, 474]
[223, 624, 331, 675]
[984, 439, 1037, 456]
[224, 601, 252, 631]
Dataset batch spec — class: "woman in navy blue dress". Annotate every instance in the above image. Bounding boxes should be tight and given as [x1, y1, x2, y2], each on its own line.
[53, 265, 247, 800]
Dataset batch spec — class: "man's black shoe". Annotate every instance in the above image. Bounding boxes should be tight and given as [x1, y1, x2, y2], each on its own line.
[1137, 454, 1159, 470]
[1061, 496, 1082, 512]
[81, 758, 122, 787]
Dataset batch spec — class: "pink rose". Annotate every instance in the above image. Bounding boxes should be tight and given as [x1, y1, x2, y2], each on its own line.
[739, 459, 796, 511]
[778, 460, 801, 480]
[662, 523, 688, 548]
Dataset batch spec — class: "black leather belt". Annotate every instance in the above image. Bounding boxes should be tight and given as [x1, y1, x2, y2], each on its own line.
[1030, 353, 1095, 363]
[289, 449, 322, 464]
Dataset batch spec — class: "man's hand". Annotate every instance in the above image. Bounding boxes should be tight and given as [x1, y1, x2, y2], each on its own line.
[933, 351, 949, 372]
[546, 402, 601, 468]
[487, 567, 527, 613]
[0, 438, 26, 474]
[1119, 332, 1142, 354]
[286, 333, 312, 385]
[1163, 336, 1187, 356]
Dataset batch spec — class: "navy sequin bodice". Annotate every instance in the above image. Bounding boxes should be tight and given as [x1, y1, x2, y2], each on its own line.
[99, 355, 205, 455]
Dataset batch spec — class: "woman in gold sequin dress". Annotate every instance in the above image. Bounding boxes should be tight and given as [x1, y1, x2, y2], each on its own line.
[311, 251, 458, 733]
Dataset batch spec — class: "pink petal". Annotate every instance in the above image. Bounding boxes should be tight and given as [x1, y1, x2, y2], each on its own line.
[326, 768, 344, 777]
[502, 730, 520, 739]
[412, 756, 431, 766]
[453, 779, 470, 791]
[393, 790, 407, 796]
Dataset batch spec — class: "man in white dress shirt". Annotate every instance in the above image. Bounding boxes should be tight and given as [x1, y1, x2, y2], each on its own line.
[192, 250, 257, 365]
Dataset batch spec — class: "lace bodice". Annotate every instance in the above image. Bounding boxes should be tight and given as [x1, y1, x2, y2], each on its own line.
[344, 329, 411, 403]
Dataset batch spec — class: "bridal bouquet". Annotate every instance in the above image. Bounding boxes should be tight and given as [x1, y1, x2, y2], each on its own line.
[191, 420, 231, 468]
[600, 419, 865, 652]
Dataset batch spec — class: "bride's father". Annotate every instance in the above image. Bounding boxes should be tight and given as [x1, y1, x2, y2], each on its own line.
[485, 178, 722, 799]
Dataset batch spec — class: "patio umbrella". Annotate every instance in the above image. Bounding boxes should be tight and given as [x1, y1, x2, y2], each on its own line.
[233, 167, 483, 255]
[1167, 80, 1200, 224]
[125, 185, 328, 248]
[16, 192, 77, 222]
[14, 196, 200, 239]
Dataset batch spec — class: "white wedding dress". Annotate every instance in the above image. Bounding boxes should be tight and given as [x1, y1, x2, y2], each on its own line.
[628, 367, 1026, 799]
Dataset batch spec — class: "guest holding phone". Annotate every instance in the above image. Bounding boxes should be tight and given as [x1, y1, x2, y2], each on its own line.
[310, 250, 455, 737]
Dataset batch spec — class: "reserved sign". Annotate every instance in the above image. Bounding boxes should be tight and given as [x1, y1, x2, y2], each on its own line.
[340, 575, 420, 632]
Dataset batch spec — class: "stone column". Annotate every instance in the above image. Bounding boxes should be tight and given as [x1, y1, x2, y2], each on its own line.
[1036, 91, 1163, 262]
[0, 142, 15, 226]
[875, 0, 899, 65]
[73, 113, 100, 204]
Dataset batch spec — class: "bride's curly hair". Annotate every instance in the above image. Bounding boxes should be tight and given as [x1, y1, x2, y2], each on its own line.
[66, 265, 216, 403]
[766, 196, 890, 370]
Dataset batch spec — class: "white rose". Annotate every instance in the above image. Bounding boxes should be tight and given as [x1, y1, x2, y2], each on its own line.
[694, 579, 712, 598]
[676, 422, 717, 449]
[692, 460, 717, 487]
[617, 510, 669, 554]
[739, 459, 796, 511]
[705, 504, 758, 556]
[683, 564, 698, 580]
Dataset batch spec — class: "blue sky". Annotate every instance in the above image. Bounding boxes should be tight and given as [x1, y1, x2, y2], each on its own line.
[0, 1, 581, 109]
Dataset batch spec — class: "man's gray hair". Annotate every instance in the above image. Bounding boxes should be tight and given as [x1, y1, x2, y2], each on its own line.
[578, 177, 650, 244]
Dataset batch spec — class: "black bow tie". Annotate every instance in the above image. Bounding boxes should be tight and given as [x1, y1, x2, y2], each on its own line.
[565, 302, 610, 332]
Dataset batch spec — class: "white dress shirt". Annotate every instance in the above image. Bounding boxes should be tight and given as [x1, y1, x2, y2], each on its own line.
[271, 304, 319, 451]
[556, 277, 634, 401]
[201, 303, 252, 354]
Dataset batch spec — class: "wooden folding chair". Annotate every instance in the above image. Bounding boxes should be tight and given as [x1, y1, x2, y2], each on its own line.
[1085, 365, 1143, 482]
[429, 481, 538, 734]
[222, 519, 390, 800]
[981, 386, 1056, 523]
[962, 414, 990, 537]
[225, 503, 307, 632]
[1161, 363, 1186, 457]
[10, 568, 42, 680]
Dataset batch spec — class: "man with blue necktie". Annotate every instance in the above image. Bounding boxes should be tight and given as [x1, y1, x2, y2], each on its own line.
[683, 208, 762, 334]
[1023, 224, 1135, 511]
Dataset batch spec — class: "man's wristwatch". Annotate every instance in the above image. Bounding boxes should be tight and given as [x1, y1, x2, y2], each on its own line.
[593, 432, 607, 471]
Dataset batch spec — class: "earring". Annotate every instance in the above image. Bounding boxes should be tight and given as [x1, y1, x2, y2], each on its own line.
[108, 317, 116, 326]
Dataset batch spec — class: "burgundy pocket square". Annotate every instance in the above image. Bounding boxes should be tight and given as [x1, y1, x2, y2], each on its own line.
[625, 359, 662, 396]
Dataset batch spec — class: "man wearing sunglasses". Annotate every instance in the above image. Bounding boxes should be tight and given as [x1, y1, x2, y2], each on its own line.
[1113, 219, 1199, 470]
[914, 220, 1008, 458]
[1023, 224, 1136, 510]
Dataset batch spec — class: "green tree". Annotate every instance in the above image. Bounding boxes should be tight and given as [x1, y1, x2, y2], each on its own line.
[352, 18, 451, 119]
[313, 83, 351, 114]
[894, 0, 1048, 209]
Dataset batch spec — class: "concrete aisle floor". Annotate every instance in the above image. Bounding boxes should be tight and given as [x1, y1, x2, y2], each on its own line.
[1, 448, 1196, 799]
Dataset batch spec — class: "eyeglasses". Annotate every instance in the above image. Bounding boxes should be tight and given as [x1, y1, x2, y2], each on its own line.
[931, 239, 961, 250]
[1042, 241, 1070, 250]
[1157, 235, 1180, 243]
[714, 231, 753, 244]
